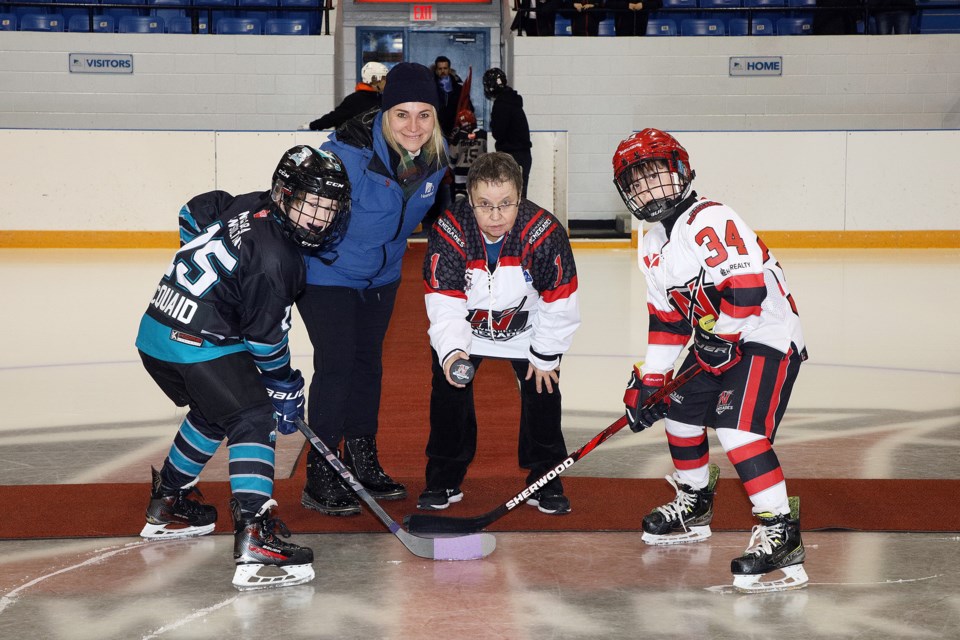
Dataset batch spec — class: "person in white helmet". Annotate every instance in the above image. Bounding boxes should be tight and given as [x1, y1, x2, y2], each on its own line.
[307, 61, 388, 131]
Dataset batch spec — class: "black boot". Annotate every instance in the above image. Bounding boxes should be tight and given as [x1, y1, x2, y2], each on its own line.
[301, 448, 361, 516]
[343, 436, 407, 500]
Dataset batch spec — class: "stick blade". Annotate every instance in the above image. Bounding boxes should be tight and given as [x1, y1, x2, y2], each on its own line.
[403, 513, 491, 535]
[396, 529, 496, 561]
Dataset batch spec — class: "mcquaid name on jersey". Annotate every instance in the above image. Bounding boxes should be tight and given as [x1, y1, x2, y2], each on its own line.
[150, 283, 198, 324]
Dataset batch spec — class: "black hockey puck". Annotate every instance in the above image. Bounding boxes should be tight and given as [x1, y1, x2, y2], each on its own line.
[449, 358, 475, 384]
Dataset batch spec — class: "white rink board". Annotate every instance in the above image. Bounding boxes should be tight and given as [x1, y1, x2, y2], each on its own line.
[0, 129, 957, 233]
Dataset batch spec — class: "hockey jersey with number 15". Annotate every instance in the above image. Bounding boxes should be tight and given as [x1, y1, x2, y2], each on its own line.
[640, 195, 806, 377]
[135, 190, 305, 380]
[424, 199, 580, 370]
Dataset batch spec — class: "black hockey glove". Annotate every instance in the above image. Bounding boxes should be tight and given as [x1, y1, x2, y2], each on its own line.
[262, 370, 305, 435]
[623, 363, 672, 433]
[693, 315, 742, 376]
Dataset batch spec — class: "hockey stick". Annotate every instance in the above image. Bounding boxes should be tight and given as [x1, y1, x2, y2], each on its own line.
[295, 418, 496, 561]
[403, 362, 704, 535]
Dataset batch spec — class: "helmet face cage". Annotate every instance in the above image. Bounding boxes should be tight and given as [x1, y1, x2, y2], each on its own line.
[361, 62, 388, 85]
[612, 130, 694, 223]
[482, 68, 507, 99]
[272, 146, 352, 251]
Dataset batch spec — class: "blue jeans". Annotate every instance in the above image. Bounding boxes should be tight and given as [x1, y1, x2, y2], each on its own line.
[874, 11, 911, 34]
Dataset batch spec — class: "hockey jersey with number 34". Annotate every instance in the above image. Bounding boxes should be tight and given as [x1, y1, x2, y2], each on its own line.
[640, 196, 806, 376]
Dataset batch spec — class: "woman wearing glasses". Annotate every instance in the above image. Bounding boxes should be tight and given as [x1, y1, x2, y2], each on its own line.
[418, 152, 581, 514]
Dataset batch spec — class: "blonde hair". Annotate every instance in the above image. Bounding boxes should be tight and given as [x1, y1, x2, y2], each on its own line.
[381, 105, 447, 165]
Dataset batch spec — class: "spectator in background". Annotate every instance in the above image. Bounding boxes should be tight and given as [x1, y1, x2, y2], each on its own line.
[812, 0, 859, 34]
[512, 0, 559, 36]
[307, 62, 388, 131]
[869, 0, 915, 33]
[607, 0, 661, 35]
[433, 56, 473, 139]
[560, 0, 605, 35]
[448, 109, 488, 201]
[482, 68, 533, 199]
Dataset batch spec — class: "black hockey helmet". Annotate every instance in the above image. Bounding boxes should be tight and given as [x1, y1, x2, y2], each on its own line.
[271, 145, 351, 251]
[482, 68, 507, 99]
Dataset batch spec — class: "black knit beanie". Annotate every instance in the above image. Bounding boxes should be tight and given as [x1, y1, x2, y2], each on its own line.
[381, 62, 440, 111]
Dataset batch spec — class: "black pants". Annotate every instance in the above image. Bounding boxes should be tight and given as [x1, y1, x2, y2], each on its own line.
[506, 149, 532, 199]
[424, 353, 568, 489]
[296, 280, 400, 448]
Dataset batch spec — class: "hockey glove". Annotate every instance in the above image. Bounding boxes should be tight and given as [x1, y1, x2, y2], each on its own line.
[623, 363, 672, 433]
[693, 314, 742, 376]
[262, 370, 305, 435]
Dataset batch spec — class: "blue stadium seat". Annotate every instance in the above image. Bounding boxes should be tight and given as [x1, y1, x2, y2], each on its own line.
[918, 9, 960, 32]
[149, 0, 188, 22]
[681, 17, 725, 34]
[728, 16, 774, 33]
[240, 0, 277, 21]
[776, 15, 811, 33]
[279, 0, 320, 33]
[646, 17, 678, 34]
[264, 16, 307, 33]
[165, 14, 192, 31]
[67, 13, 115, 31]
[215, 15, 261, 32]
[0, 13, 16, 30]
[597, 16, 615, 35]
[554, 13, 572, 35]
[744, 0, 784, 5]
[54, 0, 98, 21]
[118, 14, 163, 31]
[19, 13, 65, 30]
[104, 0, 147, 20]
[661, 0, 697, 7]
[698, 0, 741, 7]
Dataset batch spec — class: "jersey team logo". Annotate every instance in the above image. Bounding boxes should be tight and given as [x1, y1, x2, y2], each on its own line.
[716, 389, 736, 414]
[467, 297, 530, 341]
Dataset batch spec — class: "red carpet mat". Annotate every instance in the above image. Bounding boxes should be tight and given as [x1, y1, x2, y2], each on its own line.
[2, 477, 959, 540]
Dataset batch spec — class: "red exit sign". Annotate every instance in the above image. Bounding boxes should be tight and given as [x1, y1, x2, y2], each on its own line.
[411, 4, 435, 20]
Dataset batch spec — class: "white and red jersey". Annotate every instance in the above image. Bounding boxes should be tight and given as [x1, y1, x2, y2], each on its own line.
[640, 195, 805, 376]
[424, 199, 580, 370]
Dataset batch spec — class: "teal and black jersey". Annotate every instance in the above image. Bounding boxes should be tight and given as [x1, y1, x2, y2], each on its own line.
[136, 190, 305, 379]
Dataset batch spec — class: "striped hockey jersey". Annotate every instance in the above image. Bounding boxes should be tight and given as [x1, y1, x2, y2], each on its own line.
[424, 199, 580, 370]
[640, 195, 806, 376]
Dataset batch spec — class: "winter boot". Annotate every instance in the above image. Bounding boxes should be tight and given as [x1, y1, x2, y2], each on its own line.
[343, 436, 407, 500]
[731, 496, 808, 593]
[140, 466, 217, 540]
[231, 498, 314, 591]
[301, 448, 361, 516]
[641, 463, 720, 545]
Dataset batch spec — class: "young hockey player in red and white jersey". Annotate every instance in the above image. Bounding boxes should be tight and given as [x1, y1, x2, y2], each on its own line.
[612, 129, 809, 593]
[419, 152, 580, 514]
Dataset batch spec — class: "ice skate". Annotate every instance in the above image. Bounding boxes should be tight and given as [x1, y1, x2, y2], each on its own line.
[731, 496, 808, 594]
[231, 498, 315, 591]
[140, 466, 217, 540]
[641, 463, 719, 546]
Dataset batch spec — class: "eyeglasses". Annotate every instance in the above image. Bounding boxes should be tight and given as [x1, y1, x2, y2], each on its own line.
[472, 202, 519, 215]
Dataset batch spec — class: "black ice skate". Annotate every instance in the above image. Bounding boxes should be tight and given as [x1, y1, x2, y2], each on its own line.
[343, 436, 407, 500]
[731, 496, 808, 594]
[301, 448, 361, 516]
[140, 466, 217, 540]
[641, 463, 720, 546]
[231, 497, 315, 591]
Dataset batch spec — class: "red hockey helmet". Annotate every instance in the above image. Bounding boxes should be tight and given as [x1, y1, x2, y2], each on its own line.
[612, 128, 695, 223]
[455, 109, 477, 134]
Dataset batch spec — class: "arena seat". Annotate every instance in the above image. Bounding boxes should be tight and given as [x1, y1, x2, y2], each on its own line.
[165, 14, 208, 32]
[554, 13, 572, 35]
[728, 16, 775, 33]
[264, 16, 307, 33]
[215, 15, 262, 32]
[0, 13, 16, 29]
[662, 0, 697, 7]
[776, 15, 812, 33]
[104, 0, 147, 20]
[646, 17, 678, 34]
[67, 13, 116, 31]
[681, 17, 725, 34]
[918, 8, 960, 32]
[19, 13, 65, 30]
[118, 14, 163, 31]
[278, 0, 320, 33]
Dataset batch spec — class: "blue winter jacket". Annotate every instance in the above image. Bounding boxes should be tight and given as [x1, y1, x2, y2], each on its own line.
[305, 110, 448, 289]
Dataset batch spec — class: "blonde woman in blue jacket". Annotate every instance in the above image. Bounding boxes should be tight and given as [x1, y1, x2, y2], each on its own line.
[298, 62, 449, 516]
